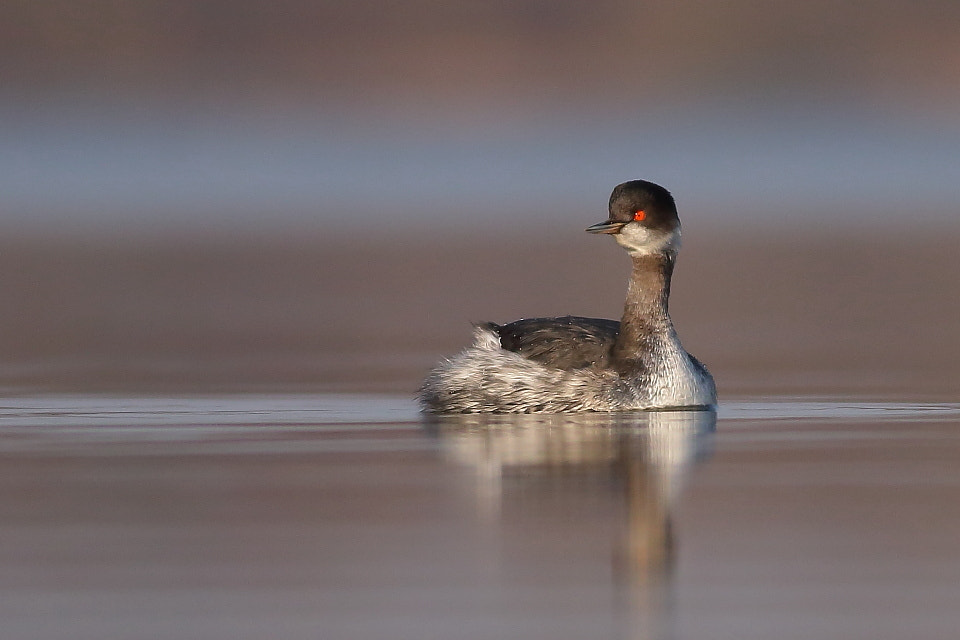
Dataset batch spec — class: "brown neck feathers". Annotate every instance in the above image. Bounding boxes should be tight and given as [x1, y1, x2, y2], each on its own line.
[611, 252, 675, 370]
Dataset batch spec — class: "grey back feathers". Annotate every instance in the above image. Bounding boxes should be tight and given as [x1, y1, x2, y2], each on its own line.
[487, 316, 620, 370]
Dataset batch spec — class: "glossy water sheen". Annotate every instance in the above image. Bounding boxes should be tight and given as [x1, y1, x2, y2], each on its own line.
[1, 395, 959, 640]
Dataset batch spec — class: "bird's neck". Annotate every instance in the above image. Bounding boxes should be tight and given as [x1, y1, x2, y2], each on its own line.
[612, 252, 676, 369]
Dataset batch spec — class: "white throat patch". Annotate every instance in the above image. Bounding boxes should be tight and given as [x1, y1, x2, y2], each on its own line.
[614, 223, 681, 255]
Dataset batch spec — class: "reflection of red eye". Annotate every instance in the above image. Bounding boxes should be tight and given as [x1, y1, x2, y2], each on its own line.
[634, 210, 646, 221]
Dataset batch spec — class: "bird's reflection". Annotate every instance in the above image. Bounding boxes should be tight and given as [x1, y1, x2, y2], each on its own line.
[424, 410, 715, 639]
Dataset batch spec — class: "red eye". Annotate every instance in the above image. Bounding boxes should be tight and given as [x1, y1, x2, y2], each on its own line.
[633, 210, 646, 221]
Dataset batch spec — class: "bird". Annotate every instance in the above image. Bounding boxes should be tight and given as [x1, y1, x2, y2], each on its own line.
[417, 179, 716, 413]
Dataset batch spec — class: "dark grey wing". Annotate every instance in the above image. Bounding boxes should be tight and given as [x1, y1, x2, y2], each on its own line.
[486, 315, 620, 370]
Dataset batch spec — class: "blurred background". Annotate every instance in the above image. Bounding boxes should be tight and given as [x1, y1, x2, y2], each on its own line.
[2, 0, 959, 396]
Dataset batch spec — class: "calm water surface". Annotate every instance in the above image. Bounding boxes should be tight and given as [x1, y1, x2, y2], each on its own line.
[1, 395, 959, 640]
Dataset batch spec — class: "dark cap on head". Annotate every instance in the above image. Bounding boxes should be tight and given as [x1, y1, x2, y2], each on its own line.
[607, 180, 679, 232]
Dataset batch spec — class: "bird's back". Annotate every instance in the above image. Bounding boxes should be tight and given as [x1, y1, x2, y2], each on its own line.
[485, 316, 620, 370]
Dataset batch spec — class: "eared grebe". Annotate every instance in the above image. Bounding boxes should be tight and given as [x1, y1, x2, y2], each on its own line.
[417, 179, 716, 413]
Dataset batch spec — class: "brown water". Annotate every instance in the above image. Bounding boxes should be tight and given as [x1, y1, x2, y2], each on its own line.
[2, 232, 959, 638]
[1, 396, 959, 639]
[3, 231, 959, 397]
